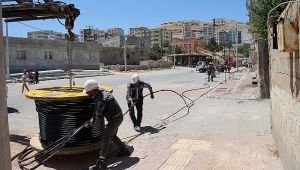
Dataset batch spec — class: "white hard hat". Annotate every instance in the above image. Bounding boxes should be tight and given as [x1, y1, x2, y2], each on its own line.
[83, 79, 99, 93]
[131, 74, 139, 84]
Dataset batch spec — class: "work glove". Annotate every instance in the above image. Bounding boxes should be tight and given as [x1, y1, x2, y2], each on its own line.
[150, 93, 154, 99]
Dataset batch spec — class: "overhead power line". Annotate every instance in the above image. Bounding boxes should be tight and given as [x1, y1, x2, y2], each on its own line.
[16, 21, 43, 31]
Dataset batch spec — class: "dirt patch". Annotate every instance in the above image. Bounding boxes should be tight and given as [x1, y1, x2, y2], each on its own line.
[266, 144, 279, 158]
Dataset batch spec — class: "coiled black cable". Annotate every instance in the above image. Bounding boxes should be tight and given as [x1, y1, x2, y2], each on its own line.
[35, 99, 102, 147]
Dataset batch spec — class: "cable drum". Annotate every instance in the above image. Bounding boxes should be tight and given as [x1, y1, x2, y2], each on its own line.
[35, 99, 102, 147]
[24, 86, 113, 149]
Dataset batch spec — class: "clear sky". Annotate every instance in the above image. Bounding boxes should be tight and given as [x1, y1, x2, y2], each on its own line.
[3, 0, 249, 37]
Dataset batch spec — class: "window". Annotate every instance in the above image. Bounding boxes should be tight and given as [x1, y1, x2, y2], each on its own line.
[44, 52, 53, 60]
[16, 51, 26, 60]
[127, 54, 130, 59]
[141, 51, 143, 56]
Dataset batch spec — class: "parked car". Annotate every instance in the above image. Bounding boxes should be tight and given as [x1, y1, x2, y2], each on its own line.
[216, 63, 231, 72]
[241, 59, 252, 67]
[196, 61, 207, 73]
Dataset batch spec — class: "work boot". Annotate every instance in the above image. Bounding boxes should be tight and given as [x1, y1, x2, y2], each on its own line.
[134, 126, 141, 132]
[89, 158, 107, 170]
[116, 145, 134, 157]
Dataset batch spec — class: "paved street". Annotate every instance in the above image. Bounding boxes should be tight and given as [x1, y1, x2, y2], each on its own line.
[8, 67, 283, 169]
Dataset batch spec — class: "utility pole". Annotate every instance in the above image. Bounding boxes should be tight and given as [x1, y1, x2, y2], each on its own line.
[173, 46, 176, 69]
[5, 21, 9, 79]
[123, 36, 127, 71]
[224, 43, 227, 83]
[67, 41, 73, 88]
[235, 22, 239, 72]
[212, 19, 216, 63]
[0, 4, 12, 170]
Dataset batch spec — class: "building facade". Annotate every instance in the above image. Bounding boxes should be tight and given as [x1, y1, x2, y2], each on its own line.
[27, 30, 65, 40]
[4, 37, 101, 73]
[99, 47, 144, 65]
[215, 31, 229, 46]
[107, 28, 124, 37]
[101, 35, 151, 61]
[129, 27, 151, 37]
[171, 38, 206, 54]
[182, 23, 192, 39]
[80, 27, 105, 43]
[150, 28, 173, 48]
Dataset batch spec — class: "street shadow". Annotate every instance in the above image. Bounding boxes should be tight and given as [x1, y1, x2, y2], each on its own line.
[9, 134, 30, 146]
[44, 151, 99, 170]
[7, 107, 20, 114]
[109, 157, 140, 170]
[141, 126, 165, 134]
[43, 150, 139, 170]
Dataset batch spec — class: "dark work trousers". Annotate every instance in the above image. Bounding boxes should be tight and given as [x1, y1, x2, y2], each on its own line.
[208, 72, 213, 82]
[100, 114, 126, 159]
[128, 100, 143, 127]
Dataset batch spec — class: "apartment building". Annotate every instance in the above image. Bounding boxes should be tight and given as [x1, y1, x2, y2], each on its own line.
[150, 28, 172, 48]
[27, 30, 65, 40]
[182, 23, 192, 39]
[80, 27, 105, 43]
[107, 28, 124, 37]
[129, 27, 151, 37]
[171, 38, 206, 53]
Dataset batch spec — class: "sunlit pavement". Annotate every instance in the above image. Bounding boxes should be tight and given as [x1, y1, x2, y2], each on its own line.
[8, 67, 283, 169]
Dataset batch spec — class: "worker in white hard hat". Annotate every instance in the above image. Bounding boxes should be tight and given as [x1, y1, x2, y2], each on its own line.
[126, 74, 154, 132]
[83, 79, 133, 170]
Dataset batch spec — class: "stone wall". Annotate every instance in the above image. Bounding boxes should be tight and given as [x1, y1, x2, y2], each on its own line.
[4, 37, 101, 73]
[99, 47, 146, 65]
[140, 60, 172, 69]
[269, 3, 300, 170]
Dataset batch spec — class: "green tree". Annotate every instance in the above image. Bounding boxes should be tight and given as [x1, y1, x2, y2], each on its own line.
[148, 50, 160, 60]
[205, 38, 223, 52]
[163, 42, 169, 48]
[249, 0, 287, 40]
[175, 47, 183, 54]
[238, 43, 250, 58]
[148, 44, 162, 60]
[248, 0, 287, 99]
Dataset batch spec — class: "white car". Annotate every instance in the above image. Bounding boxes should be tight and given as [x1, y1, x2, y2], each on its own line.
[196, 62, 207, 73]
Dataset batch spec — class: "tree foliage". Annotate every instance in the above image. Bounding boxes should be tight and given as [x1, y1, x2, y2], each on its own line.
[238, 43, 250, 58]
[163, 42, 169, 48]
[148, 44, 162, 60]
[249, 0, 287, 41]
[205, 38, 223, 52]
[175, 47, 183, 54]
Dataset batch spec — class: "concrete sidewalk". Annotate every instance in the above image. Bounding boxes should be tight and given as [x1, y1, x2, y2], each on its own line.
[117, 71, 283, 170]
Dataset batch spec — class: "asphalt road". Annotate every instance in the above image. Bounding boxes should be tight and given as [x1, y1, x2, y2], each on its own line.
[7, 67, 224, 139]
[9, 68, 283, 170]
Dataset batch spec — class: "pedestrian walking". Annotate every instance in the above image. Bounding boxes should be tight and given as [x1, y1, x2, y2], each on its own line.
[126, 74, 154, 132]
[83, 79, 133, 170]
[28, 71, 34, 84]
[34, 70, 39, 84]
[207, 62, 215, 82]
[21, 70, 30, 93]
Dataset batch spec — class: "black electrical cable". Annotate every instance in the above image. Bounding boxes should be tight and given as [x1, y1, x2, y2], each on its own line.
[122, 89, 190, 117]
[124, 83, 212, 143]
[13, 84, 213, 169]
